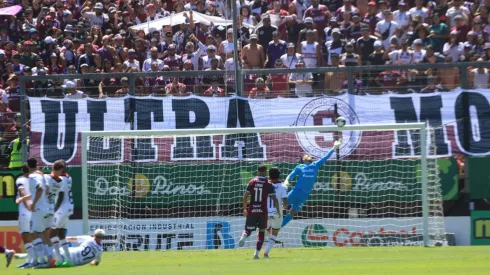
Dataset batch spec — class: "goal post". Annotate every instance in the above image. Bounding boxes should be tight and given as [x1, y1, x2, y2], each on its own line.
[81, 122, 444, 249]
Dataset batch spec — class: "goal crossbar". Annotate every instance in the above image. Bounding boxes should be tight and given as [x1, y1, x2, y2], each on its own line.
[80, 122, 430, 247]
[81, 123, 426, 138]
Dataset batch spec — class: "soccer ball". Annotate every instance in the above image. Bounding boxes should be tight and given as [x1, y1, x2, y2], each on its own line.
[336, 116, 346, 127]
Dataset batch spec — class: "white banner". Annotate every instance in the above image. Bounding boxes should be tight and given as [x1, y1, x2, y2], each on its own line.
[28, 89, 490, 165]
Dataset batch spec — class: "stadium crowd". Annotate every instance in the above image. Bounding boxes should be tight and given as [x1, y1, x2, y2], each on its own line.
[0, 0, 490, 166]
[0, 0, 487, 100]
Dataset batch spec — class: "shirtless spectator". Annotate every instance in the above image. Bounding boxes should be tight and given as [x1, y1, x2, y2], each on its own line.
[324, 53, 347, 95]
[439, 56, 460, 90]
[242, 34, 265, 68]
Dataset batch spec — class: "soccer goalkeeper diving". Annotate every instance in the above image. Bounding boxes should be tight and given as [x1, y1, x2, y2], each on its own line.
[281, 139, 342, 227]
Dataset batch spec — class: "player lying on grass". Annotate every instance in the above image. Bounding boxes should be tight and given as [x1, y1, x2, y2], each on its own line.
[0, 245, 15, 267]
[264, 167, 288, 258]
[238, 165, 281, 259]
[282, 139, 342, 227]
[13, 229, 105, 268]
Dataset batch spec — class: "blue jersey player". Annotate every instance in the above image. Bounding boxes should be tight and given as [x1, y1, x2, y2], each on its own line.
[281, 139, 342, 227]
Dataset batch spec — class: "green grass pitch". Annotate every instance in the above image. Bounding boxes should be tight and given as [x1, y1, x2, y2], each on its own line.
[5, 246, 490, 275]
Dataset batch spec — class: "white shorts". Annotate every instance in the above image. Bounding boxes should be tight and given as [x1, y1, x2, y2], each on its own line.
[54, 211, 72, 229]
[30, 211, 53, 233]
[267, 214, 283, 230]
[18, 211, 31, 233]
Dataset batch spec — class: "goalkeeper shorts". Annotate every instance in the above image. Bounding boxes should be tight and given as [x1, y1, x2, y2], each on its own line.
[287, 191, 308, 212]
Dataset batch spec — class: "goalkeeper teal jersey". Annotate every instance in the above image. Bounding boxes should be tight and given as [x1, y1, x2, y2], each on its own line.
[289, 149, 335, 194]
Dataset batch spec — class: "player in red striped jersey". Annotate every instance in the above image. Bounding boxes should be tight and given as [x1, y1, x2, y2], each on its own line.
[238, 165, 281, 259]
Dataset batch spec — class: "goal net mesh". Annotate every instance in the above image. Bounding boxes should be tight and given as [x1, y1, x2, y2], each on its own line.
[83, 126, 446, 250]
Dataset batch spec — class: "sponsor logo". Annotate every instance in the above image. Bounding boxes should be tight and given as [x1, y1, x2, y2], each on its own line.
[0, 226, 24, 252]
[295, 97, 361, 159]
[206, 221, 235, 249]
[471, 211, 490, 245]
[330, 171, 352, 192]
[314, 172, 407, 193]
[129, 174, 151, 198]
[474, 219, 490, 239]
[301, 224, 417, 247]
[361, 234, 425, 247]
[89, 223, 195, 251]
[301, 224, 329, 247]
[94, 175, 212, 197]
[0, 174, 17, 198]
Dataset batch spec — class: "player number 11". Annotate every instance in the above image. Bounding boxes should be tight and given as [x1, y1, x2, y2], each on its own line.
[254, 187, 262, 202]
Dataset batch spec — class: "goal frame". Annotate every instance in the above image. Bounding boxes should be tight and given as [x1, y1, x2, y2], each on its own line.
[81, 122, 430, 247]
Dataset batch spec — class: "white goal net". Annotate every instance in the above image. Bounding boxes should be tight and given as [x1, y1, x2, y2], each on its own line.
[81, 124, 447, 250]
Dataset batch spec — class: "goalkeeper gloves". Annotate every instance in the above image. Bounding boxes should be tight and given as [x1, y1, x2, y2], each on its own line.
[333, 139, 343, 150]
[284, 178, 290, 187]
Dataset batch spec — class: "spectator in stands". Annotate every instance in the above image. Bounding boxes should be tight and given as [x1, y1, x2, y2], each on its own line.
[0, 0, 485, 108]
[267, 59, 289, 97]
[124, 49, 141, 71]
[249, 77, 272, 98]
[357, 26, 376, 65]
[165, 77, 188, 96]
[470, 59, 490, 88]
[0, 101, 13, 137]
[420, 75, 445, 93]
[5, 74, 20, 112]
[324, 53, 347, 95]
[7, 131, 29, 168]
[324, 28, 345, 65]
[115, 77, 130, 97]
[4, 113, 29, 143]
[63, 80, 87, 99]
[289, 60, 313, 97]
[204, 77, 226, 97]
[304, 0, 330, 41]
[266, 31, 287, 68]
[443, 31, 464, 62]
[241, 34, 264, 69]
[376, 10, 398, 50]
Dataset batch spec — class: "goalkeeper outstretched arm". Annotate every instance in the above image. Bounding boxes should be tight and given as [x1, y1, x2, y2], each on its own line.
[284, 139, 342, 187]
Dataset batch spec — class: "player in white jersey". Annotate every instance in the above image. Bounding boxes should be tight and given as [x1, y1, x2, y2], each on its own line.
[27, 158, 52, 267]
[264, 167, 288, 258]
[44, 160, 68, 262]
[15, 164, 34, 268]
[54, 160, 73, 261]
[14, 230, 105, 268]
[53, 229, 104, 268]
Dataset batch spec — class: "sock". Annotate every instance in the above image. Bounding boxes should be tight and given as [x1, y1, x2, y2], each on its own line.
[60, 239, 70, 261]
[0, 245, 4, 254]
[265, 235, 276, 254]
[255, 231, 265, 254]
[25, 243, 33, 263]
[44, 244, 54, 261]
[51, 237, 62, 261]
[32, 238, 45, 262]
[282, 213, 293, 227]
[265, 227, 271, 239]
